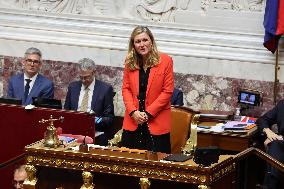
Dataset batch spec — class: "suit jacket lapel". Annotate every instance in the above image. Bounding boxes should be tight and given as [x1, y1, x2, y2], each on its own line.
[18, 74, 25, 100]
[73, 82, 82, 110]
[91, 81, 99, 110]
[146, 65, 158, 97]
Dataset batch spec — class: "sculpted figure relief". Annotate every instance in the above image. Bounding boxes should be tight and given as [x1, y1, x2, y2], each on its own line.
[203, 0, 263, 11]
[136, 0, 191, 22]
[0, 0, 133, 17]
[247, 0, 263, 11]
[0, 0, 29, 9]
[29, 0, 91, 14]
[0, 0, 195, 22]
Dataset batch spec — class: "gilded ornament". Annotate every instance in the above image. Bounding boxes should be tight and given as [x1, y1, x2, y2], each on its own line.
[56, 159, 62, 166]
[27, 156, 34, 163]
[80, 171, 95, 189]
[198, 184, 211, 189]
[139, 178, 151, 189]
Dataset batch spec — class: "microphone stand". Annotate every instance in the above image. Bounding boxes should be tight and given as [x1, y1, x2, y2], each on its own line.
[79, 136, 88, 152]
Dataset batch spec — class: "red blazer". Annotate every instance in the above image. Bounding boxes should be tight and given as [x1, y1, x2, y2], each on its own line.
[122, 53, 174, 135]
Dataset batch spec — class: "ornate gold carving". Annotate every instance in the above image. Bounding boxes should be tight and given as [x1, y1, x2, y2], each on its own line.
[84, 162, 90, 169]
[198, 184, 211, 189]
[198, 175, 207, 182]
[56, 159, 63, 166]
[30, 154, 204, 183]
[108, 129, 123, 146]
[170, 172, 177, 179]
[81, 171, 95, 189]
[24, 165, 37, 186]
[139, 178, 151, 189]
[182, 114, 199, 155]
[112, 165, 119, 172]
[26, 156, 34, 163]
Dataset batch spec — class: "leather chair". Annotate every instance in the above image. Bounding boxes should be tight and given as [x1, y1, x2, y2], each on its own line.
[108, 106, 199, 155]
[170, 106, 198, 154]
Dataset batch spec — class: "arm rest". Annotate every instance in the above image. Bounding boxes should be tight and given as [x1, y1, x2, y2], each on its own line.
[108, 129, 123, 147]
[182, 114, 199, 155]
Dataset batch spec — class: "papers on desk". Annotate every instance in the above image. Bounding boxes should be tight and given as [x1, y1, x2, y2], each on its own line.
[223, 121, 256, 133]
[197, 123, 225, 133]
[197, 119, 257, 133]
[59, 136, 75, 143]
[199, 113, 229, 120]
[70, 144, 108, 151]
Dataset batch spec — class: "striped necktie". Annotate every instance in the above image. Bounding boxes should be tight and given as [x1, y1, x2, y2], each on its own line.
[80, 87, 90, 112]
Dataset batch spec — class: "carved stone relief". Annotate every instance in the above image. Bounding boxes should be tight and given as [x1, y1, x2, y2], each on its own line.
[0, 0, 133, 16]
[136, 0, 191, 22]
[0, 0, 191, 22]
[201, 0, 263, 11]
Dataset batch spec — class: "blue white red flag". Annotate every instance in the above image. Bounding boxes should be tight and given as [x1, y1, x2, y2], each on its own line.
[263, 0, 284, 53]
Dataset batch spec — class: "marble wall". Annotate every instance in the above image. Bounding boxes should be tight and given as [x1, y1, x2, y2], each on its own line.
[0, 0, 283, 116]
[1, 55, 280, 116]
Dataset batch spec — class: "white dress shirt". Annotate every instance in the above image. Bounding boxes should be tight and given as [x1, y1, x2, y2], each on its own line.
[77, 79, 96, 112]
[24, 73, 38, 94]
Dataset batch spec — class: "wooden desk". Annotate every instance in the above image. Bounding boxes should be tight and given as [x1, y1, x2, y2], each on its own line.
[197, 127, 258, 152]
[0, 103, 95, 189]
[24, 140, 237, 189]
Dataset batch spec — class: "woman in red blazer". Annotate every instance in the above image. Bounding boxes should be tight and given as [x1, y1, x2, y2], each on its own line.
[121, 26, 174, 153]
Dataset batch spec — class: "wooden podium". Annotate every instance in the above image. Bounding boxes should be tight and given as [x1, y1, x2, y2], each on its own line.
[24, 140, 236, 189]
[0, 103, 95, 189]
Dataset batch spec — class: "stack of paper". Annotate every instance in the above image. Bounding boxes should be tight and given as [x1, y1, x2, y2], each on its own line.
[223, 121, 256, 133]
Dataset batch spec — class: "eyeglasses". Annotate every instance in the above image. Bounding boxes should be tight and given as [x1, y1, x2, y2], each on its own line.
[25, 59, 41, 64]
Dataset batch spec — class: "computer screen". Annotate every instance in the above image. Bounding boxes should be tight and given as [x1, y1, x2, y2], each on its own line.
[238, 90, 261, 106]
[32, 97, 62, 109]
[0, 97, 22, 105]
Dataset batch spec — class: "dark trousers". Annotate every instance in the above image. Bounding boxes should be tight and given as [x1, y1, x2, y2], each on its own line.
[95, 133, 108, 146]
[263, 140, 284, 189]
[121, 124, 171, 153]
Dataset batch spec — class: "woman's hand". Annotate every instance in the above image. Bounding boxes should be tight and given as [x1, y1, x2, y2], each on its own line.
[131, 110, 148, 124]
[263, 128, 283, 145]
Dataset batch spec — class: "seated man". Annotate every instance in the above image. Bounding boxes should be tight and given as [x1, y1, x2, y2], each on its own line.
[257, 100, 284, 189]
[13, 165, 27, 189]
[7, 47, 54, 105]
[64, 58, 114, 146]
[171, 87, 184, 106]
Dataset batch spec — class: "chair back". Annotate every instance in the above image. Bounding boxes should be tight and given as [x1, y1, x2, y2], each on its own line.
[170, 106, 196, 154]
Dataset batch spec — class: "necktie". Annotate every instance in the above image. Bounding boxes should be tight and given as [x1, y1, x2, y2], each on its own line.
[24, 79, 32, 102]
[80, 87, 90, 112]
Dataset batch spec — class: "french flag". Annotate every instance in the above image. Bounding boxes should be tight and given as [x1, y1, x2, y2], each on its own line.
[263, 0, 284, 53]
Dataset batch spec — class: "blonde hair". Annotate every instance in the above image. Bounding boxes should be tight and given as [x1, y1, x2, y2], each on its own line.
[125, 26, 160, 71]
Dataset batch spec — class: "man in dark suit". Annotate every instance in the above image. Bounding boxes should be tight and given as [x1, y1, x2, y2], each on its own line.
[257, 100, 284, 189]
[64, 58, 114, 146]
[171, 87, 184, 106]
[7, 47, 54, 105]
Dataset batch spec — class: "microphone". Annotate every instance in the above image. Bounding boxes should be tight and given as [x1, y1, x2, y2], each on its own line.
[83, 135, 86, 145]
[79, 136, 88, 152]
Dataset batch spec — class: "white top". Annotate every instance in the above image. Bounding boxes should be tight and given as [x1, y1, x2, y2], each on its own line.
[77, 79, 96, 112]
[24, 73, 38, 94]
